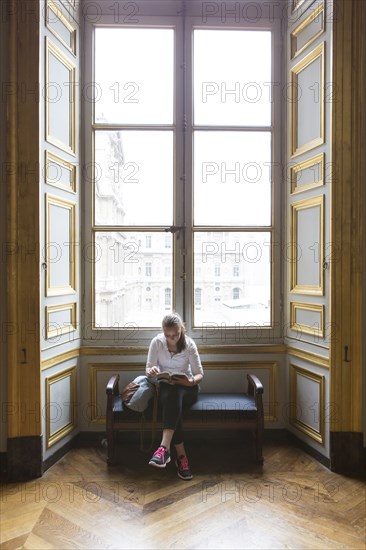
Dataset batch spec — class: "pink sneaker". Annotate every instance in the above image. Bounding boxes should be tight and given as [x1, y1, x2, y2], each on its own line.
[149, 446, 171, 468]
[175, 454, 193, 480]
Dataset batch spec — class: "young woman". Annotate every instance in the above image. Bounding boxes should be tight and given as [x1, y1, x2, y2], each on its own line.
[146, 312, 204, 480]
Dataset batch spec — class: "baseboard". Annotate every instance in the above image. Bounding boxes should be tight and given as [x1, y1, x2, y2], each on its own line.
[285, 431, 330, 469]
[74, 431, 107, 447]
[42, 432, 110, 473]
[263, 428, 288, 443]
[42, 438, 76, 474]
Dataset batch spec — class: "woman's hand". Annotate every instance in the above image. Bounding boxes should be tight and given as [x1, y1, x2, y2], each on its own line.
[173, 376, 196, 387]
[146, 366, 160, 377]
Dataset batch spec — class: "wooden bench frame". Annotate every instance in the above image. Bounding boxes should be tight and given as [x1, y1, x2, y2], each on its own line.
[106, 373, 264, 465]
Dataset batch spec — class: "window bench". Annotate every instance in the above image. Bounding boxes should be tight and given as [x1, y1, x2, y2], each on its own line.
[106, 373, 264, 465]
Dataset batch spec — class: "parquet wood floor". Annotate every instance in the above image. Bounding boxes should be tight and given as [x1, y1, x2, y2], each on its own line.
[1, 435, 365, 549]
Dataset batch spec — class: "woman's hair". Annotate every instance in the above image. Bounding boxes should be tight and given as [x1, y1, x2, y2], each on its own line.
[162, 312, 187, 352]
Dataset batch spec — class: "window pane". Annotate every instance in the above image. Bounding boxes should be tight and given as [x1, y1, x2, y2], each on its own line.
[194, 30, 271, 126]
[193, 232, 271, 327]
[194, 132, 271, 226]
[95, 28, 174, 124]
[95, 231, 173, 327]
[95, 131, 174, 226]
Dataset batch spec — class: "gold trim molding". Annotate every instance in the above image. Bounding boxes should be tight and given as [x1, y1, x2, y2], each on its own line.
[290, 363, 325, 444]
[45, 193, 77, 296]
[291, 3, 325, 59]
[292, 0, 307, 11]
[41, 344, 327, 370]
[290, 42, 325, 158]
[46, 0, 77, 56]
[45, 302, 77, 339]
[290, 301, 325, 339]
[45, 150, 77, 193]
[290, 153, 325, 194]
[290, 195, 324, 295]
[45, 37, 76, 155]
[46, 366, 77, 448]
[80, 344, 286, 356]
[287, 345, 329, 369]
[41, 348, 80, 370]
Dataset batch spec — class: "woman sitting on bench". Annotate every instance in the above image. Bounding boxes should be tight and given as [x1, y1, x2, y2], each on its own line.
[146, 312, 204, 480]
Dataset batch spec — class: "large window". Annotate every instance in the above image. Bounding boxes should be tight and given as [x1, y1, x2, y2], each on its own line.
[93, 26, 174, 328]
[86, 5, 280, 342]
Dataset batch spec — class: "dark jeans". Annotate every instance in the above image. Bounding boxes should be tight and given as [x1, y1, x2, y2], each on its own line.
[158, 383, 199, 445]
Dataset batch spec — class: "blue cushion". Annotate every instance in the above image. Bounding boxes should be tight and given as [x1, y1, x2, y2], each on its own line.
[113, 392, 257, 422]
[186, 393, 257, 421]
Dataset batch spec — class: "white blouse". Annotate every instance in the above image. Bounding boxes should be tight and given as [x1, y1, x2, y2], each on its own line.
[146, 333, 204, 378]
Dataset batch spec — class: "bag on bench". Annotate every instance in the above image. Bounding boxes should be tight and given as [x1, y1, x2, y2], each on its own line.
[121, 375, 159, 452]
[121, 375, 156, 413]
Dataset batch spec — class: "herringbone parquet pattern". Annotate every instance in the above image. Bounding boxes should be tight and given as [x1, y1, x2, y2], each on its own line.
[1, 436, 365, 549]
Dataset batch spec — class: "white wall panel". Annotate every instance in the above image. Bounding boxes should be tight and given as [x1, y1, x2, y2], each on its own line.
[285, 0, 332, 458]
[41, 0, 81, 459]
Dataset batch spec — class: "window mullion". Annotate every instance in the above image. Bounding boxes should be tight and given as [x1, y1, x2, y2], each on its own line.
[173, 15, 187, 319]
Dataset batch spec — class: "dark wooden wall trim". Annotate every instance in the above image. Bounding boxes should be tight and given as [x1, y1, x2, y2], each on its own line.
[330, 432, 366, 477]
[6, 437, 42, 482]
[0, 452, 7, 483]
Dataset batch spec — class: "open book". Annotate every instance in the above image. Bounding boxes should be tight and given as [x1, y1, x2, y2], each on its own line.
[156, 372, 190, 383]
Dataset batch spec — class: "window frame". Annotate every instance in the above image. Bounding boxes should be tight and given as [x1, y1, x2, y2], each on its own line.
[83, 2, 283, 347]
